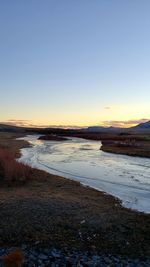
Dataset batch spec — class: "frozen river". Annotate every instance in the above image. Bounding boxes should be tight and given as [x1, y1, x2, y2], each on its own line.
[19, 135, 150, 213]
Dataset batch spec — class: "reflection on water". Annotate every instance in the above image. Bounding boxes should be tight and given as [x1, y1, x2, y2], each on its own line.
[19, 135, 150, 213]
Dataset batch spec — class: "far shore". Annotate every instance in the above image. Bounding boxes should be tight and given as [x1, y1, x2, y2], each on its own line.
[0, 132, 150, 257]
[38, 134, 68, 141]
[61, 132, 150, 158]
[37, 131, 150, 158]
[100, 140, 150, 158]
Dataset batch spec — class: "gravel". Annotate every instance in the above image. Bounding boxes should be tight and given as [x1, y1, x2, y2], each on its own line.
[0, 245, 150, 267]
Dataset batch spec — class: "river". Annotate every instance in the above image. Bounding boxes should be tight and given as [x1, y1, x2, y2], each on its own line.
[18, 135, 150, 213]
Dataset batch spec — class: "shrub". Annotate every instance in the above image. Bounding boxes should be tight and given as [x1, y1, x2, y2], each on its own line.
[0, 148, 32, 185]
[3, 249, 24, 267]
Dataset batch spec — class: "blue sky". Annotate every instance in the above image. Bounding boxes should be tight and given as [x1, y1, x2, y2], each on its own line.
[0, 0, 150, 127]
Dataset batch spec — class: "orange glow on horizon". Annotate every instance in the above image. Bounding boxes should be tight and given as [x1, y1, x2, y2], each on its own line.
[1, 118, 149, 129]
[1, 104, 149, 129]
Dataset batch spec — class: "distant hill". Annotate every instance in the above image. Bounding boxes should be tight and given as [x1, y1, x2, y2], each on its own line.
[86, 126, 106, 132]
[86, 126, 123, 132]
[131, 120, 150, 130]
[87, 121, 150, 132]
[0, 124, 128, 133]
[0, 124, 41, 133]
[1, 120, 150, 134]
[0, 124, 23, 132]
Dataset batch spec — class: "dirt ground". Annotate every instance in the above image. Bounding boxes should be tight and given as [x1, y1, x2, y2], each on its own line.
[0, 132, 150, 257]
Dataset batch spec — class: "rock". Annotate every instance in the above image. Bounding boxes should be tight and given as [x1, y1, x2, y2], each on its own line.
[0, 246, 150, 267]
[39, 253, 48, 260]
[51, 250, 61, 258]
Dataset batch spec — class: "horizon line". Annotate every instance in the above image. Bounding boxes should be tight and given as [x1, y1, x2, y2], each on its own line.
[0, 118, 149, 129]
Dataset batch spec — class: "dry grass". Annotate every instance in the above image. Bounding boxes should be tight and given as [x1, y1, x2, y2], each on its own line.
[0, 132, 32, 186]
[0, 148, 33, 185]
[101, 141, 150, 158]
[0, 132, 29, 157]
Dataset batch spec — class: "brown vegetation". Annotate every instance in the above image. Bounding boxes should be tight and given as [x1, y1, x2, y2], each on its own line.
[0, 148, 33, 185]
[68, 131, 150, 158]
[101, 138, 150, 158]
[0, 132, 29, 157]
[38, 134, 68, 141]
[72, 131, 145, 142]
[0, 132, 32, 186]
[3, 249, 24, 267]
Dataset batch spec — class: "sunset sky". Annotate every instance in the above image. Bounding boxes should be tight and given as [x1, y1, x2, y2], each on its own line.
[0, 0, 150, 128]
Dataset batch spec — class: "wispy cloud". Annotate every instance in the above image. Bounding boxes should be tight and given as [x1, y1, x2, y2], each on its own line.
[0, 119, 35, 127]
[104, 106, 111, 110]
[0, 120, 85, 129]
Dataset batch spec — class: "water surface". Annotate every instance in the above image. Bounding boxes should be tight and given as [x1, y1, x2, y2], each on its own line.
[19, 135, 150, 213]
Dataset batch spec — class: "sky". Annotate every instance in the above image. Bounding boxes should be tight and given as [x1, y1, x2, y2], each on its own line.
[0, 0, 150, 128]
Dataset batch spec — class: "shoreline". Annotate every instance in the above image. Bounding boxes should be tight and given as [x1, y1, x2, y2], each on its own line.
[61, 132, 150, 159]
[0, 132, 150, 257]
[101, 142, 150, 158]
[19, 134, 150, 214]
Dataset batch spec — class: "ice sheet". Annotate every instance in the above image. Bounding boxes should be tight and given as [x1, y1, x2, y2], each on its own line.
[18, 135, 150, 213]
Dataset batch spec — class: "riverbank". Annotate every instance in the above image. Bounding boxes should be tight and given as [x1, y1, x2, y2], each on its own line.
[0, 132, 150, 258]
[70, 132, 150, 158]
[38, 134, 68, 141]
[101, 140, 150, 158]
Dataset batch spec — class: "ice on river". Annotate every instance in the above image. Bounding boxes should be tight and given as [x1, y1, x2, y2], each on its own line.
[18, 135, 150, 213]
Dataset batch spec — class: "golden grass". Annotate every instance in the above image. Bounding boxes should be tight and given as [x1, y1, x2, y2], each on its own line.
[0, 148, 33, 185]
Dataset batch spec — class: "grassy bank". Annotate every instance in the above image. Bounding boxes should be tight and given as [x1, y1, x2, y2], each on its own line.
[0, 132, 29, 157]
[100, 136, 150, 158]
[0, 132, 150, 257]
[64, 131, 150, 158]
[0, 132, 32, 186]
[101, 141, 150, 158]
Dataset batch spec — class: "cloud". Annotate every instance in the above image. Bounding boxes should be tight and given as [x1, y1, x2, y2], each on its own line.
[1, 119, 33, 127]
[1, 118, 149, 129]
[0, 119, 85, 129]
[101, 118, 149, 128]
[0, 119, 43, 128]
[104, 106, 111, 110]
[9, 119, 30, 125]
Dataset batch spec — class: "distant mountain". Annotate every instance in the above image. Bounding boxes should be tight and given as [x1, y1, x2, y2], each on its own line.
[86, 126, 106, 132]
[87, 121, 150, 132]
[0, 124, 118, 133]
[131, 120, 150, 130]
[85, 126, 123, 132]
[0, 124, 23, 131]
[0, 124, 40, 133]
[1, 121, 150, 134]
